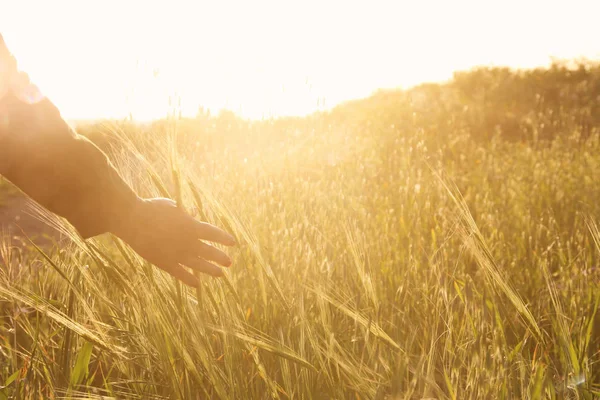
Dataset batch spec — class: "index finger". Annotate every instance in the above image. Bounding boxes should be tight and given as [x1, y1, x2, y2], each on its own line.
[194, 220, 236, 246]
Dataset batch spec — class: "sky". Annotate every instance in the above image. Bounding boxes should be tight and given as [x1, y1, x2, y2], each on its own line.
[1, 0, 599, 120]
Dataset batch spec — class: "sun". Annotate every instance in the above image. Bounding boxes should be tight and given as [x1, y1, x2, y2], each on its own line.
[1, 0, 598, 121]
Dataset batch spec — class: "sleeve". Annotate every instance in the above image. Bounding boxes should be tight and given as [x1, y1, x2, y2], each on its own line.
[0, 91, 140, 239]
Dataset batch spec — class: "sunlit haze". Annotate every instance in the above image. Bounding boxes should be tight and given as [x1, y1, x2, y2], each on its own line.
[1, 0, 599, 121]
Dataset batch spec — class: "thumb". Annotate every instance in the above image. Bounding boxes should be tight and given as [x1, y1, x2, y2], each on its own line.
[0, 34, 9, 57]
[0, 34, 18, 99]
[0, 34, 12, 98]
[0, 35, 44, 104]
[0, 34, 16, 73]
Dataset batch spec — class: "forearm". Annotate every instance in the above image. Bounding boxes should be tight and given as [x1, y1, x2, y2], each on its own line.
[0, 93, 140, 238]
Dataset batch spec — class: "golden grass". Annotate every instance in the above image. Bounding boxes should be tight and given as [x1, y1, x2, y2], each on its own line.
[1, 64, 600, 398]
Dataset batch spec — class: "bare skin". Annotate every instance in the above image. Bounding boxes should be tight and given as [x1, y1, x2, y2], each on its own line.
[115, 198, 236, 287]
[0, 34, 236, 288]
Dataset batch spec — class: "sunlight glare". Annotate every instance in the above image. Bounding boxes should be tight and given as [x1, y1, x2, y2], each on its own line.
[1, 0, 598, 121]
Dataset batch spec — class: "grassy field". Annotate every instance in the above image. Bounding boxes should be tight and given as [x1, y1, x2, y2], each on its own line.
[1, 62, 600, 399]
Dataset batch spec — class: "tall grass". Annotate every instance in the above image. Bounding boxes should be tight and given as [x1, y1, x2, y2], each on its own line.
[1, 64, 600, 398]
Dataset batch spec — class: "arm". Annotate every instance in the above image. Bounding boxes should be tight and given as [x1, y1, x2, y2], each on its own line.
[0, 35, 235, 287]
[0, 90, 140, 239]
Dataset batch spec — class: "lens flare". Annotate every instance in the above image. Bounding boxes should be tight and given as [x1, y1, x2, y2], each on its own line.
[15, 82, 44, 104]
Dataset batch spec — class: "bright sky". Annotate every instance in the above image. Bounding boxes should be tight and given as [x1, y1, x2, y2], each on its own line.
[1, 0, 599, 120]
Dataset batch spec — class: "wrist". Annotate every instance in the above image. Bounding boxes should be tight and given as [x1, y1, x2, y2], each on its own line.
[109, 196, 146, 240]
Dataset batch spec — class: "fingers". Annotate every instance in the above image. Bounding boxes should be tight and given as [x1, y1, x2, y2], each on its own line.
[0, 34, 10, 57]
[0, 35, 17, 90]
[157, 259, 224, 288]
[183, 256, 224, 277]
[163, 263, 200, 288]
[196, 241, 232, 267]
[194, 221, 236, 246]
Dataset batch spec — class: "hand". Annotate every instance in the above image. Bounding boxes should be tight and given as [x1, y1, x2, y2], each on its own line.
[0, 34, 43, 104]
[113, 197, 236, 288]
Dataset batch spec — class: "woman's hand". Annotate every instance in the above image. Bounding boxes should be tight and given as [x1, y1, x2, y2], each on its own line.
[0, 34, 236, 288]
[113, 197, 236, 288]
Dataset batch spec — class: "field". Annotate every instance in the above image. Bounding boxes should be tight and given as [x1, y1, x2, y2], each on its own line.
[1, 62, 600, 399]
